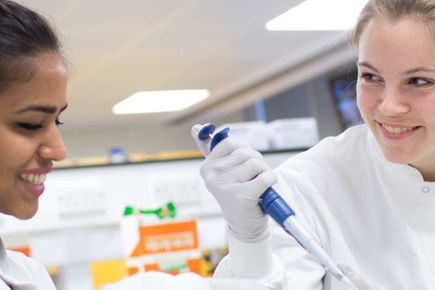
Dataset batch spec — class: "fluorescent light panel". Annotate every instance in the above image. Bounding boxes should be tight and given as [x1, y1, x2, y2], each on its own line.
[113, 89, 209, 114]
[266, 0, 368, 31]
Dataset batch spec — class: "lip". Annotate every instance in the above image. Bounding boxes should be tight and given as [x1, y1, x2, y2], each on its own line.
[19, 167, 51, 198]
[21, 167, 52, 175]
[376, 121, 420, 140]
[21, 181, 45, 198]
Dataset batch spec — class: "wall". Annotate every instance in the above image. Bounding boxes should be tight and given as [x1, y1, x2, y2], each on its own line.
[243, 61, 357, 139]
[60, 111, 245, 159]
[60, 61, 357, 159]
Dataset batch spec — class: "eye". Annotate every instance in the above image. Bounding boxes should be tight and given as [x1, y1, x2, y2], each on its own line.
[17, 122, 43, 131]
[17, 118, 64, 131]
[408, 77, 432, 86]
[360, 72, 382, 83]
[55, 118, 64, 126]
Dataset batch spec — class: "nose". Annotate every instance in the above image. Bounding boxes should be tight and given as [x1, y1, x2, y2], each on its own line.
[379, 86, 410, 116]
[38, 125, 67, 161]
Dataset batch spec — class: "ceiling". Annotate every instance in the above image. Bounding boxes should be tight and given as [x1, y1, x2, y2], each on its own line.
[20, 0, 357, 135]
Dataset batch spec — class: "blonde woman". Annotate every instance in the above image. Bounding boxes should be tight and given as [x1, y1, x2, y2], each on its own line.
[193, 0, 435, 289]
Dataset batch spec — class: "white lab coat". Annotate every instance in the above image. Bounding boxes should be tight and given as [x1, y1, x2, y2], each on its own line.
[101, 271, 212, 290]
[215, 125, 435, 290]
[0, 239, 56, 290]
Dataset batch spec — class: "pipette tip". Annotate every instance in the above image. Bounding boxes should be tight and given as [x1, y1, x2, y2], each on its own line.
[340, 276, 359, 290]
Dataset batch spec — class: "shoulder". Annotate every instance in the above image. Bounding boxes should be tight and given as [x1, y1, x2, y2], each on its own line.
[6, 249, 43, 271]
[281, 125, 371, 169]
[4, 249, 55, 287]
[273, 125, 374, 205]
[309, 125, 370, 157]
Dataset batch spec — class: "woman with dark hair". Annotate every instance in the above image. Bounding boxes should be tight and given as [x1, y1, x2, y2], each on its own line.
[0, 0, 67, 288]
[0, 1, 211, 289]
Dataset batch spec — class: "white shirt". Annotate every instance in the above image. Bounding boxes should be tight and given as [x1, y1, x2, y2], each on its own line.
[0, 239, 55, 290]
[216, 125, 435, 290]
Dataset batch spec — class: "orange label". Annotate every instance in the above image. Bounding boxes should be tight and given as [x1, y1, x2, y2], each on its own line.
[130, 220, 198, 257]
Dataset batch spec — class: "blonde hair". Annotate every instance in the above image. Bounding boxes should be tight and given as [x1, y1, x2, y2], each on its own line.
[351, 0, 435, 46]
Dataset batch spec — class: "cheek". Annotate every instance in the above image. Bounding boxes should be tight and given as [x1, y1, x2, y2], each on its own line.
[356, 86, 377, 118]
[356, 89, 368, 118]
[0, 131, 36, 172]
[0, 146, 16, 200]
[0, 141, 21, 177]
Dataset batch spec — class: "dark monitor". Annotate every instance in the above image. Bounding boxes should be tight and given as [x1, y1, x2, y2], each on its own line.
[329, 70, 363, 130]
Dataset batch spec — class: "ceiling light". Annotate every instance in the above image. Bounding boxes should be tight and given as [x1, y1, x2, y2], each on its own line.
[265, 0, 368, 31]
[113, 89, 209, 114]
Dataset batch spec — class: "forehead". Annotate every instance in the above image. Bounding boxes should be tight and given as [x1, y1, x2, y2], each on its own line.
[0, 53, 68, 109]
[358, 16, 435, 68]
[27, 53, 68, 83]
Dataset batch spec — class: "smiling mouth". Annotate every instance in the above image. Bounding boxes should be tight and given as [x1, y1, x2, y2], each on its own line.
[378, 122, 421, 135]
[19, 173, 47, 185]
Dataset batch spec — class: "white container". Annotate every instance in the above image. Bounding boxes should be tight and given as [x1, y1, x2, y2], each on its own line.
[217, 121, 269, 151]
[267, 118, 319, 150]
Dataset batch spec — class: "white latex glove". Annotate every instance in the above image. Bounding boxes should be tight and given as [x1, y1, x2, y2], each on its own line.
[101, 271, 211, 290]
[191, 124, 277, 242]
[339, 264, 386, 290]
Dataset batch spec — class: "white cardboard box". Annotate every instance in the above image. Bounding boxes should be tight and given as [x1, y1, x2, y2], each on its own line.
[267, 118, 319, 150]
[218, 121, 269, 151]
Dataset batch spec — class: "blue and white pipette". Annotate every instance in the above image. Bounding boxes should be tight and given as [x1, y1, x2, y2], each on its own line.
[196, 123, 358, 290]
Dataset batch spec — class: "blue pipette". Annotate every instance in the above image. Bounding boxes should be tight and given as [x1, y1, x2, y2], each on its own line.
[196, 123, 358, 290]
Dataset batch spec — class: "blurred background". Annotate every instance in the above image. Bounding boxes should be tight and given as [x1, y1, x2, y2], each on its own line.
[20, 0, 360, 159]
[3, 1, 363, 289]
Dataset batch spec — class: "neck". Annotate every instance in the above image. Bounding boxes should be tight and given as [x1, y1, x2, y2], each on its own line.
[410, 163, 435, 182]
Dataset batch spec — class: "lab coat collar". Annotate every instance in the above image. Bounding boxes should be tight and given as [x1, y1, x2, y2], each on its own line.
[0, 239, 37, 290]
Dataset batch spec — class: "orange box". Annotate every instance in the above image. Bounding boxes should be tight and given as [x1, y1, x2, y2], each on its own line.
[126, 220, 201, 275]
[130, 220, 198, 257]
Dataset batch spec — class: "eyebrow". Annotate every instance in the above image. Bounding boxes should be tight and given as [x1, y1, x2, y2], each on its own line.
[357, 61, 435, 75]
[16, 103, 68, 114]
[405, 67, 435, 74]
[357, 61, 379, 73]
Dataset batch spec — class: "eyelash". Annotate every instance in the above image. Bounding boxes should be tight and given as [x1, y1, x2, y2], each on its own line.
[360, 72, 433, 87]
[408, 77, 432, 86]
[18, 119, 64, 131]
[360, 72, 380, 82]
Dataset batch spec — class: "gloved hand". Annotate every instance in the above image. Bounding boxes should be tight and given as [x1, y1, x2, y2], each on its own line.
[191, 124, 277, 243]
[339, 264, 386, 290]
[101, 271, 211, 290]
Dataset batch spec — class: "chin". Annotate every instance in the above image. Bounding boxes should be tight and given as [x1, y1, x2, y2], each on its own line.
[11, 206, 38, 220]
[380, 148, 412, 165]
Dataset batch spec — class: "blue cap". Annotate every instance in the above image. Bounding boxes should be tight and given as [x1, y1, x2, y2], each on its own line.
[198, 123, 215, 140]
[210, 127, 229, 151]
[259, 187, 295, 225]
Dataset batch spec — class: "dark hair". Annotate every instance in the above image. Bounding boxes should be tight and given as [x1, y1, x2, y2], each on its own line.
[0, 0, 64, 92]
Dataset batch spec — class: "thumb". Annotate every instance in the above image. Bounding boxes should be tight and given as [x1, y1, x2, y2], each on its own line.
[191, 124, 212, 157]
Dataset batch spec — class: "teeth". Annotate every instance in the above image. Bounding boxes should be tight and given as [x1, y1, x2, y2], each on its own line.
[20, 173, 46, 185]
[381, 124, 415, 134]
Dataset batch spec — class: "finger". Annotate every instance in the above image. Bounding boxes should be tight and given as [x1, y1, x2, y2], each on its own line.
[241, 170, 277, 199]
[207, 137, 245, 160]
[201, 148, 266, 180]
[214, 147, 264, 169]
[229, 147, 263, 160]
[191, 124, 212, 157]
[221, 157, 271, 183]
